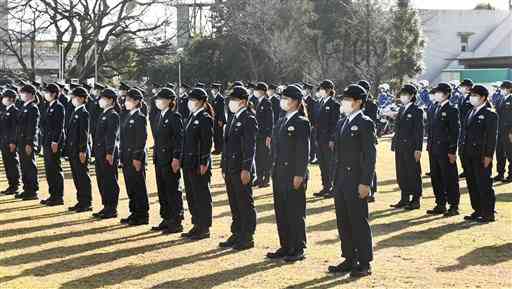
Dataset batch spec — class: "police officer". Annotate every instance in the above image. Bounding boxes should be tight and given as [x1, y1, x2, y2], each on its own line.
[247, 82, 258, 107]
[151, 88, 185, 234]
[328, 84, 376, 278]
[268, 84, 282, 125]
[119, 89, 150, 226]
[15, 84, 40, 200]
[211, 83, 225, 155]
[494, 80, 512, 182]
[0, 89, 21, 195]
[302, 82, 319, 163]
[314, 80, 340, 198]
[40, 84, 65, 206]
[427, 83, 461, 217]
[66, 87, 92, 212]
[219, 86, 258, 250]
[180, 88, 214, 240]
[267, 85, 310, 262]
[253, 82, 273, 188]
[358, 80, 378, 202]
[178, 83, 191, 121]
[457, 79, 474, 178]
[92, 88, 121, 219]
[462, 85, 498, 223]
[390, 84, 424, 210]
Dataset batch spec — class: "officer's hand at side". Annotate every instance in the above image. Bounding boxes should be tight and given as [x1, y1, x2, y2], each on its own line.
[79, 152, 87, 164]
[25, 145, 32, 156]
[328, 141, 335, 150]
[448, 153, 456, 164]
[171, 158, 181, 174]
[241, 170, 251, 185]
[51, 142, 59, 154]
[509, 133, 512, 144]
[199, 164, 208, 176]
[414, 150, 422, 162]
[358, 184, 370, 199]
[482, 156, 492, 168]
[293, 176, 304, 190]
[218, 121, 223, 128]
[265, 137, 271, 148]
[106, 154, 113, 166]
[132, 159, 142, 172]
[9, 143, 16, 153]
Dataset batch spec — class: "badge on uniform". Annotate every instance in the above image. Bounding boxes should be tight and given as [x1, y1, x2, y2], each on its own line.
[441, 112, 447, 117]
[478, 115, 485, 120]
[129, 119, 134, 124]
[74, 114, 79, 119]
[351, 125, 358, 131]
[288, 126, 295, 131]
[235, 122, 242, 127]
[6, 112, 10, 116]
[24, 109, 27, 113]
[164, 119, 169, 124]
[193, 120, 199, 125]
[50, 109, 54, 113]
[407, 114, 412, 118]
[325, 106, 330, 110]
[102, 116, 107, 120]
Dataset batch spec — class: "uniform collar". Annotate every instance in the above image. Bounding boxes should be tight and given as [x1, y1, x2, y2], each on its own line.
[285, 110, 299, 121]
[235, 107, 247, 119]
[193, 107, 204, 117]
[440, 99, 449, 107]
[160, 107, 170, 117]
[129, 108, 139, 116]
[24, 99, 34, 107]
[74, 103, 85, 112]
[5, 104, 15, 111]
[348, 109, 362, 123]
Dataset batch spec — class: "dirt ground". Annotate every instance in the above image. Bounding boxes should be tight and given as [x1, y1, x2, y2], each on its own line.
[0, 137, 511, 289]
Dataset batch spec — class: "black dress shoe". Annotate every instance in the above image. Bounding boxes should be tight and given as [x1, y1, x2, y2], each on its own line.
[425, 172, 431, 176]
[477, 216, 495, 223]
[162, 223, 183, 234]
[252, 179, 262, 187]
[181, 226, 199, 238]
[151, 220, 169, 231]
[284, 251, 305, 262]
[313, 189, 326, 197]
[464, 212, 480, 221]
[40, 198, 51, 205]
[459, 172, 466, 178]
[233, 240, 254, 251]
[68, 203, 80, 211]
[219, 235, 238, 248]
[189, 228, 210, 240]
[323, 190, 335, 199]
[443, 207, 459, 217]
[493, 175, 504, 182]
[120, 216, 133, 224]
[258, 182, 270, 188]
[99, 210, 118, 219]
[92, 208, 106, 218]
[504, 176, 512, 183]
[128, 217, 149, 226]
[350, 264, 372, 278]
[367, 196, 375, 203]
[426, 206, 446, 215]
[266, 248, 287, 259]
[405, 200, 420, 210]
[46, 199, 64, 206]
[2, 189, 16, 195]
[74, 206, 92, 213]
[14, 192, 25, 199]
[390, 201, 409, 208]
[328, 259, 357, 273]
[21, 194, 38, 201]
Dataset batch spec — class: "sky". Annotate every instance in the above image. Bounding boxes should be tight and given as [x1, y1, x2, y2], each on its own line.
[412, 0, 510, 10]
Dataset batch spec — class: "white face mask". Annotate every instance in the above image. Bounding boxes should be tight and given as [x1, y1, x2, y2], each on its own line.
[2, 98, 11, 107]
[98, 98, 111, 109]
[341, 100, 355, 114]
[125, 100, 136, 111]
[434, 92, 445, 103]
[188, 99, 199, 113]
[155, 99, 169, 111]
[280, 99, 290, 112]
[71, 98, 82, 108]
[228, 99, 241, 113]
[318, 89, 327, 98]
[470, 96, 482, 107]
[400, 95, 411, 105]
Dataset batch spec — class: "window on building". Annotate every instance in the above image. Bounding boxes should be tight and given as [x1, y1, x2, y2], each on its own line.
[458, 32, 473, 52]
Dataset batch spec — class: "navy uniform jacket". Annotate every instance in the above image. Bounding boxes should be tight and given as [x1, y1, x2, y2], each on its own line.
[66, 105, 90, 156]
[249, 94, 258, 107]
[255, 97, 274, 139]
[178, 95, 190, 121]
[153, 110, 184, 166]
[42, 101, 65, 146]
[120, 110, 147, 164]
[317, 97, 340, 143]
[496, 94, 512, 135]
[334, 112, 376, 197]
[213, 94, 226, 124]
[182, 109, 213, 170]
[458, 94, 473, 146]
[304, 96, 318, 126]
[429, 102, 460, 156]
[463, 107, 497, 158]
[269, 95, 281, 125]
[93, 107, 120, 157]
[392, 104, 424, 152]
[87, 96, 101, 130]
[272, 113, 310, 180]
[363, 98, 378, 124]
[426, 102, 438, 152]
[221, 109, 257, 174]
[16, 101, 40, 149]
[0, 105, 18, 146]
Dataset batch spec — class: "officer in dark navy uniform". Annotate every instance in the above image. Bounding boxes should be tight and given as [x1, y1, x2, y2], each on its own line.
[211, 83, 225, 155]
[0, 89, 21, 195]
[462, 85, 498, 223]
[219, 86, 258, 250]
[427, 82, 461, 217]
[253, 82, 274, 188]
[358, 80, 378, 202]
[314, 80, 340, 198]
[457, 79, 474, 178]
[302, 82, 319, 163]
[119, 89, 150, 226]
[82, 82, 100, 144]
[494, 80, 512, 182]
[247, 82, 258, 107]
[40, 84, 66, 206]
[178, 83, 191, 121]
[268, 84, 282, 125]
[390, 84, 424, 210]
[66, 87, 92, 212]
[328, 84, 376, 278]
[92, 88, 121, 219]
[15, 84, 40, 200]
[180, 88, 214, 240]
[150, 88, 185, 234]
[267, 85, 310, 262]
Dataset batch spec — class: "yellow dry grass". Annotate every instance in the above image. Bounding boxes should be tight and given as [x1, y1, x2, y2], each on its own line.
[0, 137, 511, 289]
